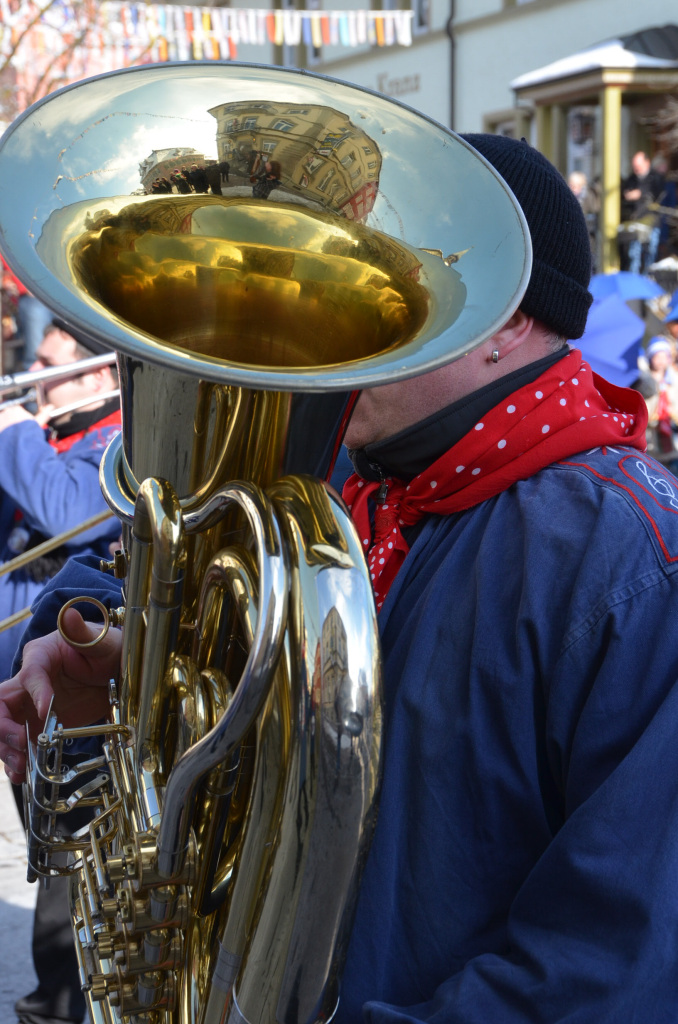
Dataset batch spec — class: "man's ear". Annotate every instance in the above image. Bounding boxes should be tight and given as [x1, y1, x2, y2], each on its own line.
[87, 366, 112, 393]
[491, 309, 534, 360]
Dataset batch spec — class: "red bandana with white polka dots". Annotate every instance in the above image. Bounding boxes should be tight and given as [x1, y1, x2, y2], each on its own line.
[342, 350, 648, 611]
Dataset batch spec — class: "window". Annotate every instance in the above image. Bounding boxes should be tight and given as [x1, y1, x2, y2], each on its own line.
[307, 0, 322, 66]
[412, 0, 430, 35]
[272, 119, 295, 132]
[318, 169, 334, 192]
[305, 154, 324, 174]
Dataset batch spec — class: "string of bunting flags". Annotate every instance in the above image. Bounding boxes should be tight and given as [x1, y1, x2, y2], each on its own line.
[0, 2, 414, 70]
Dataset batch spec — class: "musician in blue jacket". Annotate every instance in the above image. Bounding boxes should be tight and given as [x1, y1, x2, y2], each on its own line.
[3, 136, 678, 1023]
[0, 319, 120, 1024]
[0, 319, 121, 677]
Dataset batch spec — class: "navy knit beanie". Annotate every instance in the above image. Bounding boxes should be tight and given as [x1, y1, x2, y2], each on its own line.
[460, 133, 593, 340]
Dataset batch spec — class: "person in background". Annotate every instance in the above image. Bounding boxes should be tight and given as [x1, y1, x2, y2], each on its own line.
[0, 317, 121, 1024]
[1, 256, 53, 368]
[662, 292, 678, 347]
[251, 155, 282, 200]
[0, 318, 120, 670]
[643, 336, 678, 462]
[568, 170, 600, 270]
[650, 154, 677, 260]
[171, 167, 192, 194]
[620, 150, 665, 273]
[6, 137, 678, 1022]
[189, 163, 209, 194]
[205, 162, 224, 195]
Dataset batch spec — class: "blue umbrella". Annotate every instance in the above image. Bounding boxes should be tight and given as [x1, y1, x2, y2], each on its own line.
[590, 271, 664, 302]
[578, 294, 645, 388]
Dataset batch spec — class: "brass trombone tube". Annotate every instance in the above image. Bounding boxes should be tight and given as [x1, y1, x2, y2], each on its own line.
[0, 509, 114, 579]
[0, 388, 120, 419]
[42, 389, 120, 422]
[0, 388, 36, 411]
[0, 605, 32, 633]
[0, 352, 116, 397]
[0, 509, 115, 634]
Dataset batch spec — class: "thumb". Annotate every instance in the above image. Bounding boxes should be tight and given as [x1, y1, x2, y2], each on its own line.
[35, 404, 55, 427]
[60, 606, 118, 658]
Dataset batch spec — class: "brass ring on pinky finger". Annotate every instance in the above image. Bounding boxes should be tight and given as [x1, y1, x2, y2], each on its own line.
[57, 597, 110, 649]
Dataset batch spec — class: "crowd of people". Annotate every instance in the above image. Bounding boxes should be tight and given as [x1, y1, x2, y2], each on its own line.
[637, 300, 678, 461]
[567, 150, 678, 276]
[145, 155, 283, 201]
[6, 134, 678, 1023]
[147, 160, 230, 197]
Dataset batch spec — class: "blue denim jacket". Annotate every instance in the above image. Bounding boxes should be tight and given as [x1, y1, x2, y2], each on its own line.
[18, 445, 678, 1023]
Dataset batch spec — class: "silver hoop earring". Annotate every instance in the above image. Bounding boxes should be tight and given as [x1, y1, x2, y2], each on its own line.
[491, 349, 499, 363]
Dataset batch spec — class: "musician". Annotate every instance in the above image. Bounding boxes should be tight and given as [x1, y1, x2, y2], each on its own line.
[620, 149, 665, 273]
[3, 136, 678, 1023]
[0, 318, 120, 1024]
[0, 318, 121, 674]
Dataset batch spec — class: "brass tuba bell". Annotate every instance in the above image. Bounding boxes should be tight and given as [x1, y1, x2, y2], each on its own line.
[0, 63, 531, 1024]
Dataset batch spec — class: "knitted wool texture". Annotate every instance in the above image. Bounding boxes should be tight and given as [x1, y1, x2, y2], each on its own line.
[460, 133, 593, 340]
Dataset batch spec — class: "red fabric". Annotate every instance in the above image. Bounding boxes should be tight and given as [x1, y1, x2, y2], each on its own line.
[656, 387, 675, 453]
[48, 408, 121, 454]
[342, 350, 648, 611]
[1, 255, 28, 297]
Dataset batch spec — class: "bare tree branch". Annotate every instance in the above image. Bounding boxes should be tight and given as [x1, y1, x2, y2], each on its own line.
[0, 1, 157, 121]
[0, 0, 60, 77]
[647, 96, 678, 153]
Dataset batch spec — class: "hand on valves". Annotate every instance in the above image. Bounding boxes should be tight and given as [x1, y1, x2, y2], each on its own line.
[0, 607, 121, 784]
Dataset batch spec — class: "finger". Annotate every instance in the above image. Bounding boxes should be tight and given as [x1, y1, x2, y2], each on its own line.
[0, 715, 30, 755]
[59, 607, 122, 669]
[0, 678, 40, 742]
[34, 403, 55, 427]
[19, 614, 121, 727]
[0, 683, 32, 776]
[3, 756, 26, 785]
[59, 606, 108, 647]
[16, 635, 64, 723]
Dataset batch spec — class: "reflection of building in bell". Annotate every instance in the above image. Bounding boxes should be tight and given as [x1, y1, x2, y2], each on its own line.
[322, 605, 348, 686]
[320, 606, 364, 737]
[208, 100, 382, 221]
[138, 147, 210, 192]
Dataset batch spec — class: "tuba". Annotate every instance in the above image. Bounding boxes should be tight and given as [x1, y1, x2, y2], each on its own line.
[0, 63, 531, 1024]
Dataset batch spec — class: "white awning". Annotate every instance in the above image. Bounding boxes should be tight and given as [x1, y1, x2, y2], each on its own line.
[511, 38, 678, 92]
